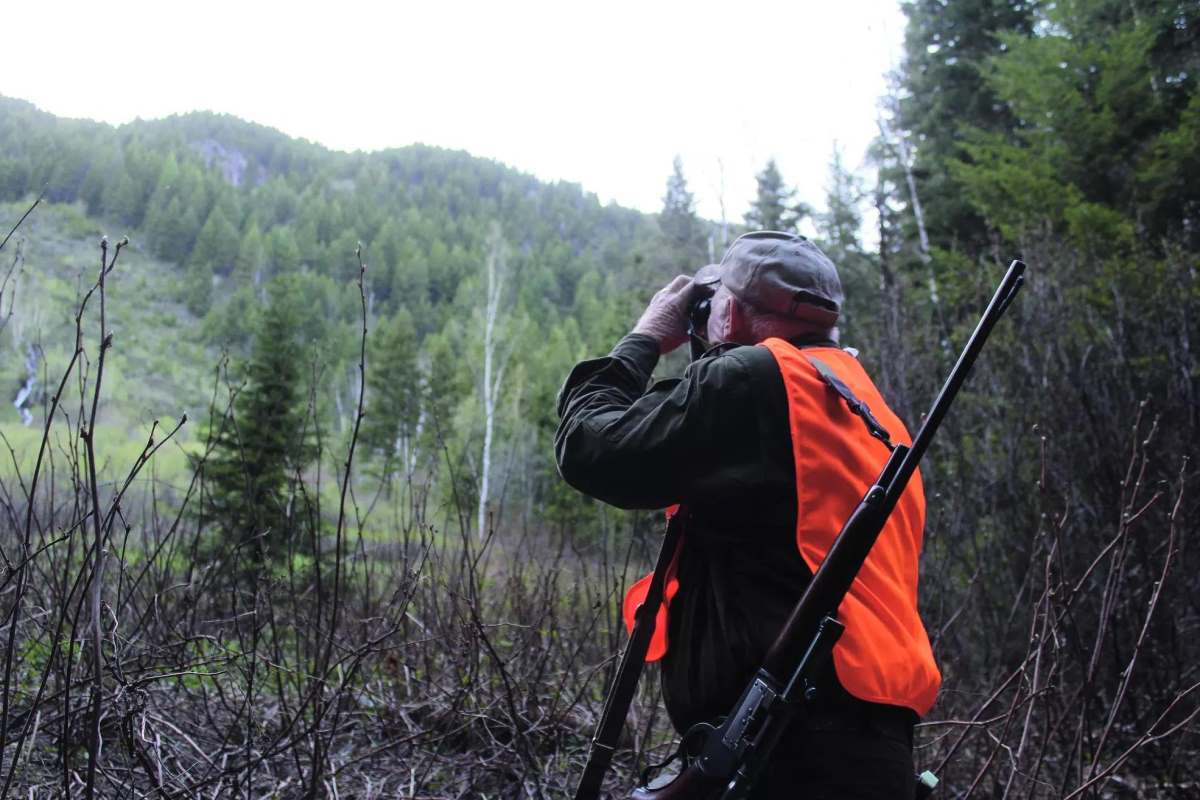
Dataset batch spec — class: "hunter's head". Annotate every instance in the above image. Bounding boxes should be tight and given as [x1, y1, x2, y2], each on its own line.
[692, 231, 843, 348]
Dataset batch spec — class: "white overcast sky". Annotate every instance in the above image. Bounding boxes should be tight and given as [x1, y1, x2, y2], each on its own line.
[3, 0, 905, 225]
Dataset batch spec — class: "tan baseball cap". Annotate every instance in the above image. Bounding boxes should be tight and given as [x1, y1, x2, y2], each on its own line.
[695, 231, 843, 326]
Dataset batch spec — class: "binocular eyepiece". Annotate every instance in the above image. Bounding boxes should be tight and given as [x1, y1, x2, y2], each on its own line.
[687, 295, 713, 361]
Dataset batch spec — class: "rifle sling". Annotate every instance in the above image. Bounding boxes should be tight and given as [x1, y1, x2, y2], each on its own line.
[807, 355, 896, 451]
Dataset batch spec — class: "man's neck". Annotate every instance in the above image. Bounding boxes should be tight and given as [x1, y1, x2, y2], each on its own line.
[786, 333, 838, 349]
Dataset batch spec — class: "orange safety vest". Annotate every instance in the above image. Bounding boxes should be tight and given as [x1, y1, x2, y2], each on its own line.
[622, 340, 941, 716]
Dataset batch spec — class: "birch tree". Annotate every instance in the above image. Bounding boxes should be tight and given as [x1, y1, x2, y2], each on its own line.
[477, 223, 510, 540]
[877, 95, 940, 309]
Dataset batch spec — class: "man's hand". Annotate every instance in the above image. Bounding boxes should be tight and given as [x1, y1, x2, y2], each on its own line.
[632, 275, 703, 354]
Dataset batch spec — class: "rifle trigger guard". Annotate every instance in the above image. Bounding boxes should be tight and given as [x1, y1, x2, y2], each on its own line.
[637, 721, 715, 789]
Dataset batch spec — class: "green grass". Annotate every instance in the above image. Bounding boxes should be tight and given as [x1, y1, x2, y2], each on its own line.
[1, 200, 217, 437]
[0, 421, 198, 484]
[0, 200, 225, 492]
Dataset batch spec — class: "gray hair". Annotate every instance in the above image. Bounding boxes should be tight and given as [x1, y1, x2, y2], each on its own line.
[745, 306, 839, 344]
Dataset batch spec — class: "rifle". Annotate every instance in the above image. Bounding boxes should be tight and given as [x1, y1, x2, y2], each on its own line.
[625, 259, 1026, 799]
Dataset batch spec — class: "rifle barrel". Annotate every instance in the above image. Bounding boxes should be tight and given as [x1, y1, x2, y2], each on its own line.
[892, 260, 1026, 501]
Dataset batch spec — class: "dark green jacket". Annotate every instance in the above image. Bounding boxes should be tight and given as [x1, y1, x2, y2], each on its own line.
[556, 332, 851, 731]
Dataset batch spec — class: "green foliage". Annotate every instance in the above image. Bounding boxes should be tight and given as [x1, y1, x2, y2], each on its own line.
[943, 0, 1199, 258]
[815, 148, 876, 341]
[744, 158, 810, 233]
[268, 225, 301, 276]
[234, 221, 267, 287]
[883, 8, 1200, 755]
[950, 131, 1081, 239]
[657, 156, 708, 273]
[362, 308, 421, 466]
[201, 277, 315, 561]
[0, 96, 661, 542]
[897, 0, 1035, 250]
[191, 206, 239, 275]
[183, 257, 213, 316]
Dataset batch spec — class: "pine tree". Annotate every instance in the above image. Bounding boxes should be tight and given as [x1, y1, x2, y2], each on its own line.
[79, 154, 116, 216]
[389, 236, 431, 324]
[362, 309, 422, 474]
[151, 195, 204, 263]
[295, 219, 322, 267]
[0, 157, 31, 200]
[895, 0, 1035, 251]
[234, 223, 266, 288]
[269, 226, 301, 276]
[328, 229, 361, 283]
[816, 147, 876, 340]
[183, 259, 213, 317]
[203, 278, 312, 561]
[103, 172, 142, 226]
[745, 158, 810, 233]
[818, 149, 864, 257]
[658, 156, 708, 271]
[143, 155, 179, 246]
[190, 207, 239, 275]
[948, 0, 1199, 251]
[421, 327, 464, 450]
[371, 220, 405, 308]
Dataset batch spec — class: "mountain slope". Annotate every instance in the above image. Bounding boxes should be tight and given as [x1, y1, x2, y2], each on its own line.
[0, 97, 660, 447]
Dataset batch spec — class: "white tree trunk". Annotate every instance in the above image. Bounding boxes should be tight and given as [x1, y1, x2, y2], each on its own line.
[892, 130, 940, 307]
[477, 225, 506, 540]
[878, 107, 940, 309]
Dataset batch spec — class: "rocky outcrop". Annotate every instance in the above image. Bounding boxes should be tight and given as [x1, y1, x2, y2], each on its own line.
[191, 138, 250, 187]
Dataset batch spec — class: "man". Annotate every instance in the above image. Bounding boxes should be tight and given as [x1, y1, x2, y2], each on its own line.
[555, 231, 940, 798]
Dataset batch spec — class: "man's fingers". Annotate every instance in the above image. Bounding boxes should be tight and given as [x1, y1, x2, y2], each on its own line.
[689, 279, 716, 303]
[650, 276, 692, 302]
[668, 275, 693, 293]
[654, 275, 692, 301]
[633, 274, 701, 352]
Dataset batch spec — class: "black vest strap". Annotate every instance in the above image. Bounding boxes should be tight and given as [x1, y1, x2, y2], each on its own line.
[806, 355, 896, 451]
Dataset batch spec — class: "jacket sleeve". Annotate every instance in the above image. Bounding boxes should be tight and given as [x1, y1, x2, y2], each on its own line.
[554, 333, 765, 510]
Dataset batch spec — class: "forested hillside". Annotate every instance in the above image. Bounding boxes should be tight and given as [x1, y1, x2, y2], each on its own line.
[0, 93, 858, 549]
[0, 92, 655, 418]
[1, 0, 1198, 796]
[0, 94, 677, 541]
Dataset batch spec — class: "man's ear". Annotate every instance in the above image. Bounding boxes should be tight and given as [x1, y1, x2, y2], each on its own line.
[727, 297, 746, 343]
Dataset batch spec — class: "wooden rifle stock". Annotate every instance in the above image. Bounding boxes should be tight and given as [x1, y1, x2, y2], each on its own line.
[629, 260, 1026, 799]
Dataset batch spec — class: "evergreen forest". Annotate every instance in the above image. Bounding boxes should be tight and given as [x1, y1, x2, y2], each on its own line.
[0, 0, 1198, 796]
